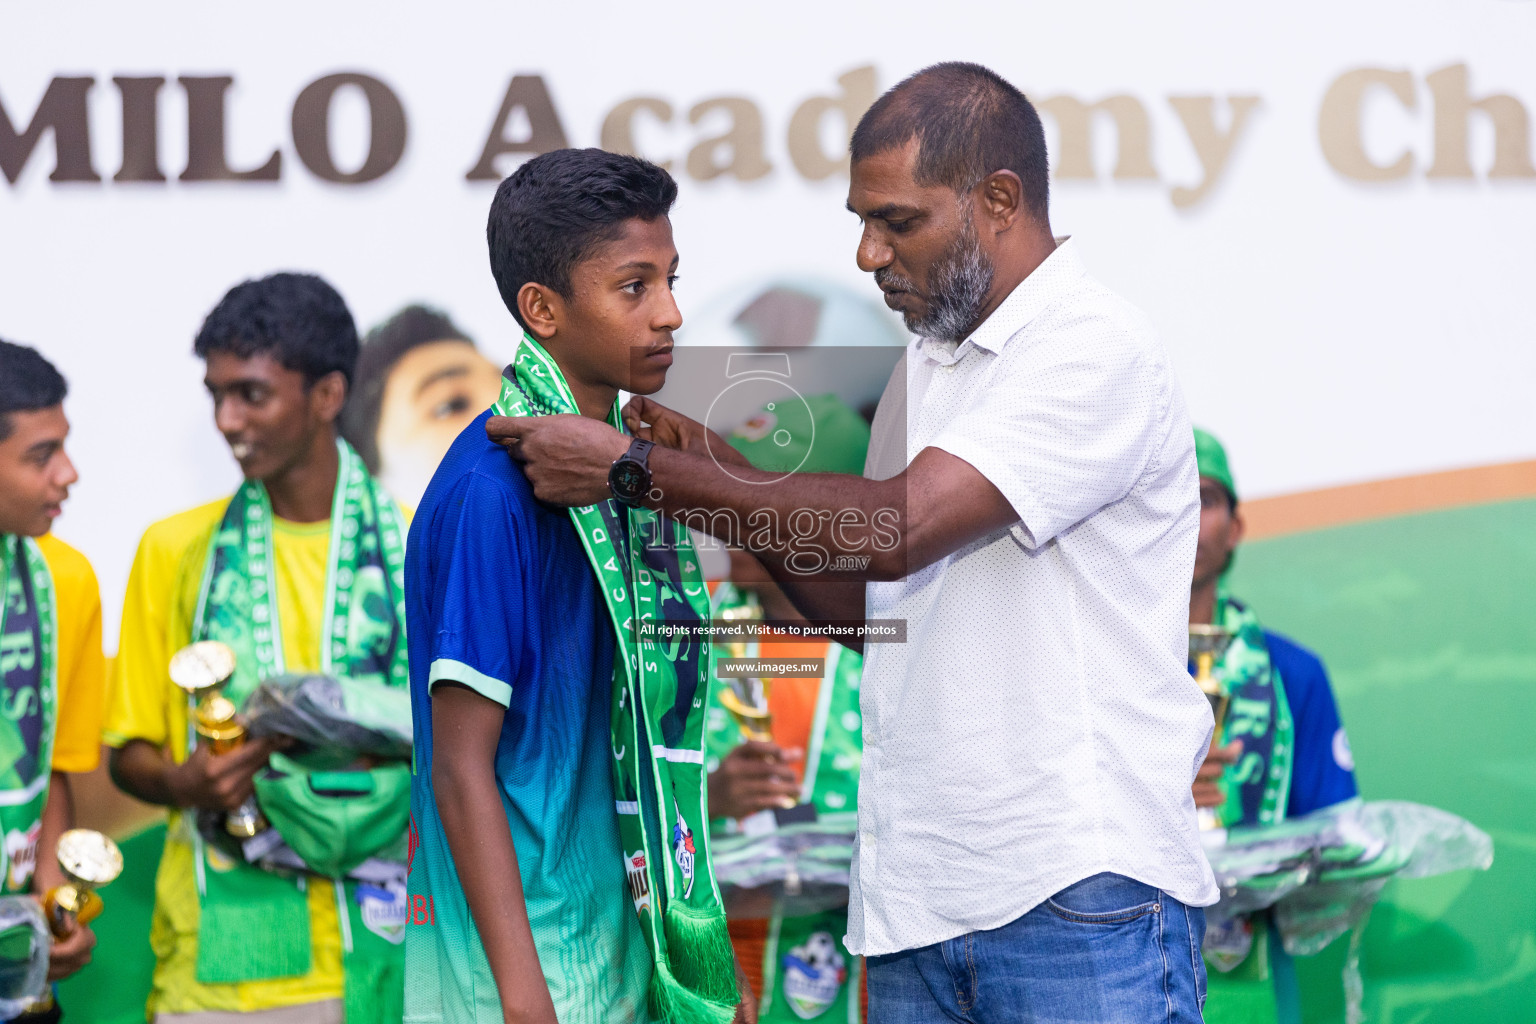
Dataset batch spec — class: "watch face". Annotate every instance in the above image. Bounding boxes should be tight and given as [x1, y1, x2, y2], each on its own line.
[612, 460, 648, 499]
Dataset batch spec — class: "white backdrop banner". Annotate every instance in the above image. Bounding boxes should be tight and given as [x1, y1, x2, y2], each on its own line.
[2, 0, 1533, 630]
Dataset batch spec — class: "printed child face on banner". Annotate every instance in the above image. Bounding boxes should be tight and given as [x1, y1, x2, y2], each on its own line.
[374, 338, 502, 503]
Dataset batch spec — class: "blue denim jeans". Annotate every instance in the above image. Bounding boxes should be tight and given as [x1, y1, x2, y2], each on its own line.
[867, 873, 1207, 1023]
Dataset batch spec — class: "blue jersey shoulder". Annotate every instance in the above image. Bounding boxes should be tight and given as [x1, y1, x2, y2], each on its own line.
[1263, 628, 1359, 817]
[1263, 629, 1325, 685]
[415, 409, 534, 520]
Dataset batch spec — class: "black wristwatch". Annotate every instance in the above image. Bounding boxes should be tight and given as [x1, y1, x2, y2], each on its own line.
[608, 438, 655, 507]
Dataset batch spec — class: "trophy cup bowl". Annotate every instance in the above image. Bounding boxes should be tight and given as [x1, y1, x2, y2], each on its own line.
[717, 598, 772, 743]
[717, 684, 773, 743]
[43, 829, 123, 938]
[169, 641, 269, 838]
[1188, 624, 1235, 733]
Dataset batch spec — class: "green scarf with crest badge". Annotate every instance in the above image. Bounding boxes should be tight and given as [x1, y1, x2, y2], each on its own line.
[495, 332, 738, 1024]
[187, 438, 409, 1023]
[0, 534, 57, 896]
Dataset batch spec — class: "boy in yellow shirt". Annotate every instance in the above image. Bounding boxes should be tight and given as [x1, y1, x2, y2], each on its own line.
[0, 339, 108, 1003]
[104, 274, 410, 1023]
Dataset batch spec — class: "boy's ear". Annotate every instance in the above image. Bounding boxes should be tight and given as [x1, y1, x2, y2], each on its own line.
[311, 370, 349, 425]
[518, 282, 562, 341]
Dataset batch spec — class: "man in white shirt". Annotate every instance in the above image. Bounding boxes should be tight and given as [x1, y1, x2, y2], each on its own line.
[489, 62, 1217, 1023]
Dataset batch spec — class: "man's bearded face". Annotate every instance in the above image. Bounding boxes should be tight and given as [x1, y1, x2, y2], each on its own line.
[874, 205, 996, 344]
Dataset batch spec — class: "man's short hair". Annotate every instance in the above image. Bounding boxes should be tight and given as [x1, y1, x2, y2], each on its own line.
[193, 272, 360, 387]
[0, 339, 67, 443]
[850, 62, 1050, 222]
[340, 304, 475, 474]
[486, 148, 678, 330]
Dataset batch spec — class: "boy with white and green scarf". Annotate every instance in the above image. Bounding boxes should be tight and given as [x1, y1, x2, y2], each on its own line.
[403, 149, 749, 1024]
[1190, 428, 1359, 1024]
[0, 340, 108, 1014]
[106, 275, 411, 1023]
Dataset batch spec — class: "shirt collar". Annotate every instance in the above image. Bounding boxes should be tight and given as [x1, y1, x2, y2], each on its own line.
[916, 236, 1086, 363]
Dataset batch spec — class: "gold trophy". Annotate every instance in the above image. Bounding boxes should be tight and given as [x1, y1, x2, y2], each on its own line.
[20, 829, 124, 1016]
[169, 640, 268, 837]
[1189, 624, 1234, 833]
[41, 830, 123, 939]
[715, 596, 772, 743]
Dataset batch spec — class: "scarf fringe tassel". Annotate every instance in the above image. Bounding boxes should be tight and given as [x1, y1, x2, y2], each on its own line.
[648, 903, 739, 1024]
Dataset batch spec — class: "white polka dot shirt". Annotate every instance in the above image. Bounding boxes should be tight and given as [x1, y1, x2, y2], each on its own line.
[849, 238, 1219, 957]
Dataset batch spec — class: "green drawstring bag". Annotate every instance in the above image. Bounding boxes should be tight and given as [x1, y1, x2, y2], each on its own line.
[254, 753, 411, 877]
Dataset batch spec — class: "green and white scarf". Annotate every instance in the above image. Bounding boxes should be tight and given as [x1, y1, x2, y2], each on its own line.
[495, 333, 738, 1024]
[1212, 592, 1294, 830]
[0, 535, 57, 895]
[187, 438, 409, 1022]
[1202, 591, 1297, 1017]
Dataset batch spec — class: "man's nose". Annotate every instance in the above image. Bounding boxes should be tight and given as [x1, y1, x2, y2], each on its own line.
[214, 398, 244, 437]
[54, 451, 79, 489]
[856, 225, 893, 274]
[654, 286, 683, 333]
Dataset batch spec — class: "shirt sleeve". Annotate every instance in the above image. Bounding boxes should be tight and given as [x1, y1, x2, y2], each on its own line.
[929, 330, 1167, 549]
[423, 470, 531, 709]
[38, 538, 105, 773]
[102, 526, 180, 749]
[1268, 631, 1359, 817]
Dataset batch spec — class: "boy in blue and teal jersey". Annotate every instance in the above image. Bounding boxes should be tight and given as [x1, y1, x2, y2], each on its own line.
[403, 149, 748, 1024]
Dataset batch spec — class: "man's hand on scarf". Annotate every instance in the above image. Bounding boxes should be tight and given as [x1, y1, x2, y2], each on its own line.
[1193, 739, 1243, 809]
[487, 414, 629, 507]
[622, 396, 751, 469]
[708, 741, 803, 820]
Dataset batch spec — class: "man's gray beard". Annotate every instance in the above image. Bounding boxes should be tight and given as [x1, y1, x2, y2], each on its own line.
[905, 213, 995, 344]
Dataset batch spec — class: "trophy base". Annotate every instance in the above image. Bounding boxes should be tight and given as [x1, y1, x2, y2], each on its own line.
[225, 817, 267, 839]
[225, 799, 268, 839]
[738, 802, 818, 838]
[15, 992, 61, 1023]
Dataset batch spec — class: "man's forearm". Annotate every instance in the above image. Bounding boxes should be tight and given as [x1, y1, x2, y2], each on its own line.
[647, 446, 901, 618]
[109, 740, 175, 806]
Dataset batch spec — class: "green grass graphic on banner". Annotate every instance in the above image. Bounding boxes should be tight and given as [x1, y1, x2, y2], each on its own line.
[1230, 498, 1536, 1024]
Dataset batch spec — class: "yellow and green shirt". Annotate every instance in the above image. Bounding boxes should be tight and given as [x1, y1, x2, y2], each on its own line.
[104, 500, 371, 1016]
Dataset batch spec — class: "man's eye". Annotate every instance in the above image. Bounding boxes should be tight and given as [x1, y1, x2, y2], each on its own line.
[621, 281, 645, 296]
[667, 275, 680, 291]
[887, 220, 913, 234]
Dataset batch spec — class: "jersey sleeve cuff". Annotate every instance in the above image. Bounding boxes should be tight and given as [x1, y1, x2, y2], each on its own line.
[101, 728, 160, 750]
[429, 658, 513, 707]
